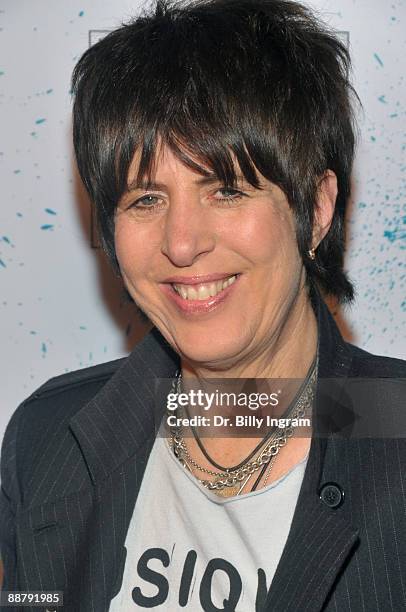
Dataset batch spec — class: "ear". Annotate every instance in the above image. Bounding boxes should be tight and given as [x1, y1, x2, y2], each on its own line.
[312, 170, 337, 249]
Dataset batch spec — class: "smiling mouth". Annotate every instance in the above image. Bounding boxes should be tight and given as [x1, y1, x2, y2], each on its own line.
[172, 275, 237, 301]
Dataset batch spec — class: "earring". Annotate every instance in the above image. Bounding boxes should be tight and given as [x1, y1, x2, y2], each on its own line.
[308, 248, 316, 260]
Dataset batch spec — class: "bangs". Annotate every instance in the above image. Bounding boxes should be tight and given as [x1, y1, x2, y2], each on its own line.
[111, 78, 272, 200]
[127, 128, 263, 194]
[88, 3, 294, 202]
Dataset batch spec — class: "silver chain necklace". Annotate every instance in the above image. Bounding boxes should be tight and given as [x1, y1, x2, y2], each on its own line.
[168, 363, 316, 493]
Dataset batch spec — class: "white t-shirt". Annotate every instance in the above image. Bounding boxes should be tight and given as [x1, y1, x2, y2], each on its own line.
[109, 436, 308, 611]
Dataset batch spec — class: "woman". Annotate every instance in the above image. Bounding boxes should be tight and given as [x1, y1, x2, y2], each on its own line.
[1, 0, 405, 610]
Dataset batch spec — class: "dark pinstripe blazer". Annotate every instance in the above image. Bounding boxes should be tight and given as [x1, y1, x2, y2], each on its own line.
[1, 297, 406, 612]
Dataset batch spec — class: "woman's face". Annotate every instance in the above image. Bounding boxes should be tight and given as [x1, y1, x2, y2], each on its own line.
[115, 146, 309, 370]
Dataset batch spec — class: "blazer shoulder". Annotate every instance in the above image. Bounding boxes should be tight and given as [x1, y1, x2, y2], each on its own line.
[27, 356, 127, 401]
[10, 356, 128, 448]
[1, 357, 127, 501]
[346, 342, 406, 378]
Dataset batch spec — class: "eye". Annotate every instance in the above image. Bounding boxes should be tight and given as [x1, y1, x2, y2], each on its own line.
[125, 193, 165, 213]
[213, 187, 246, 203]
[133, 194, 162, 207]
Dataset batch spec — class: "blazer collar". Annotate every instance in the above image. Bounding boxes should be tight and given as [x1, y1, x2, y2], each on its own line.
[70, 327, 179, 484]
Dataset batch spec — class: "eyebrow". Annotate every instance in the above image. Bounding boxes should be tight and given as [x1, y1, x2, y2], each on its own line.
[127, 174, 248, 191]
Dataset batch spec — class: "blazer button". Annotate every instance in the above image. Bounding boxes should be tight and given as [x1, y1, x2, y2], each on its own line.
[319, 483, 344, 508]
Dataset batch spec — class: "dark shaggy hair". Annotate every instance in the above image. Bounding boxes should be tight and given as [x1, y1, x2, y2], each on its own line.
[72, 0, 358, 302]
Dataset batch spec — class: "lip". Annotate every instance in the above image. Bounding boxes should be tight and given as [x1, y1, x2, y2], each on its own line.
[160, 274, 241, 315]
[162, 272, 237, 285]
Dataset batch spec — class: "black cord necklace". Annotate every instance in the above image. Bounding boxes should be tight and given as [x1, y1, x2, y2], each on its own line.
[182, 356, 317, 473]
[250, 460, 271, 492]
[187, 407, 277, 472]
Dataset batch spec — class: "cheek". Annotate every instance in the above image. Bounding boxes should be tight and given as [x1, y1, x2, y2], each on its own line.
[114, 217, 151, 279]
[229, 208, 300, 269]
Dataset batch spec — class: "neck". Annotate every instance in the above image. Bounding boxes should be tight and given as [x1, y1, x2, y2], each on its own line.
[181, 289, 318, 384]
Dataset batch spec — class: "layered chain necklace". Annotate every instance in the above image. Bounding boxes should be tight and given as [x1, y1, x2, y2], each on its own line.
[168, 361, 317, 497]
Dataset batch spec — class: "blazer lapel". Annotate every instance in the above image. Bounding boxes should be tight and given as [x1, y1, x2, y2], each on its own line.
[264, 297, 360, 611]
[70, 328, 178, 484]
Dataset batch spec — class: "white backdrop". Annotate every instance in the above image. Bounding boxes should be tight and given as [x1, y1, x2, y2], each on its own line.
[1, 0, 405, 444]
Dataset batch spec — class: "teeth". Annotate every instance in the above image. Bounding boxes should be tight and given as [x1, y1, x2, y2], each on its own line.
[198, 285, 211, 299]
[173, 275, 237, 300]
[178, 286, 188, 300]
[188, 286, 198, 300]
[209, 282, 217, 297]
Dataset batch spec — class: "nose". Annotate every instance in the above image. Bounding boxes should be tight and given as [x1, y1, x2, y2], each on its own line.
[160, 195, 216, 267]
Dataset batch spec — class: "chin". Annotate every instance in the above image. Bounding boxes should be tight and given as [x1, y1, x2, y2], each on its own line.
[168, 327, 248, 370]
